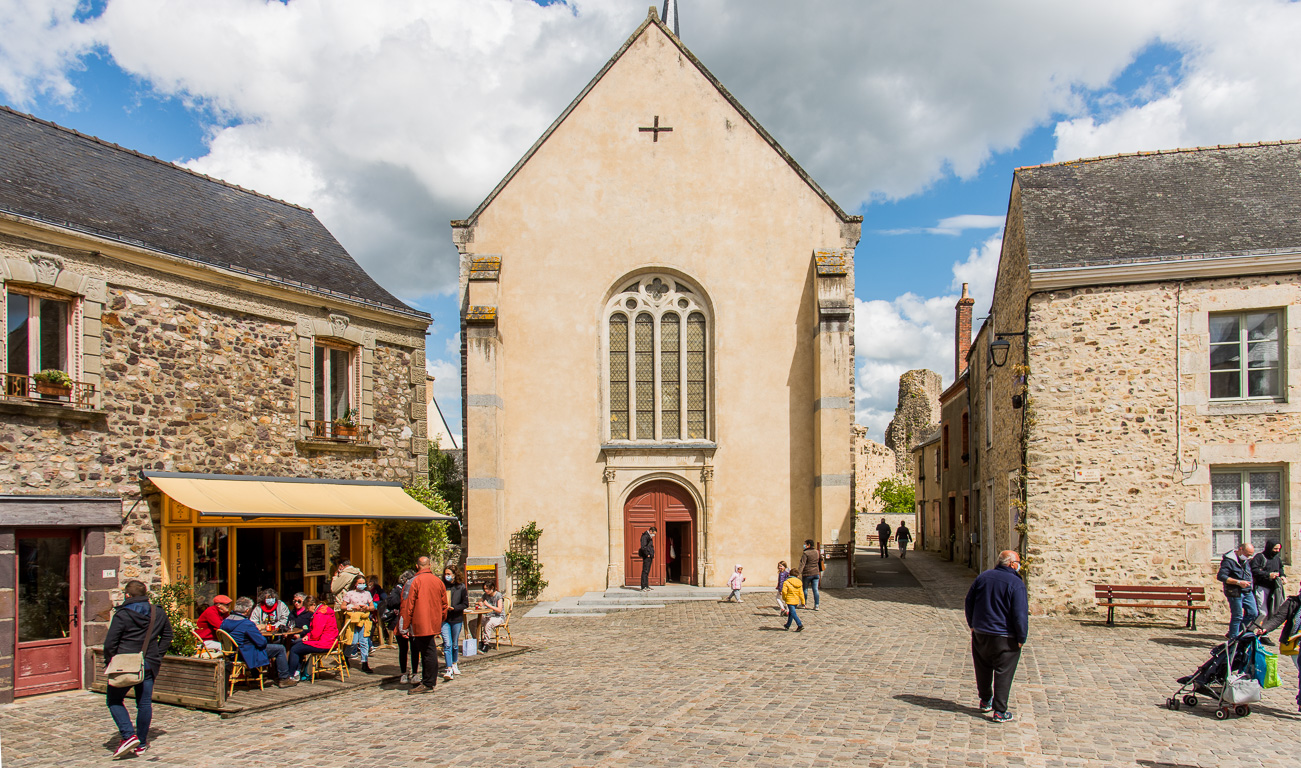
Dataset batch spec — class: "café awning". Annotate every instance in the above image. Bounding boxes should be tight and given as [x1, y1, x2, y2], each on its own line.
[141, 471, 457, 521]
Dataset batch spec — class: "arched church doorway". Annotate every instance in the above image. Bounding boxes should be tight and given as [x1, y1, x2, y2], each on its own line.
[624, 480, 696, 587]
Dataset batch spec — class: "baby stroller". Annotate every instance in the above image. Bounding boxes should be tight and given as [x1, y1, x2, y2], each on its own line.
[1167, 630, 1262, 719]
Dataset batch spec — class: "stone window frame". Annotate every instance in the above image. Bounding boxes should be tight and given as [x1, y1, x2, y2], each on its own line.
[0, 252, 106, 409]
[296, 314, 375, 440]
[1207, 308, 1285, 402]
[602, 274, 712, 443]
[313, 339, 358, 423]
[1208, 464, 1286, 555]
[984, 377, 993, 448]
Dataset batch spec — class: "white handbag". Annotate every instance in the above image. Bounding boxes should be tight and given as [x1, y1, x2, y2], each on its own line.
[462, 637, 478, 657]
[1225, 676, 1263, 704]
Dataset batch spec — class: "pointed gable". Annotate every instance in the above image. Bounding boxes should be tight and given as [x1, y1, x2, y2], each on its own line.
[456, 9, 860, 229]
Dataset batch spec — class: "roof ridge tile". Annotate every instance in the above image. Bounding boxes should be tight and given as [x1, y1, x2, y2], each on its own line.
[1015, 137, 1301, 172]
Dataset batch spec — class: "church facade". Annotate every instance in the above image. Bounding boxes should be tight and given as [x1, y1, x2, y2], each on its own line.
[454, 9, 861, 597]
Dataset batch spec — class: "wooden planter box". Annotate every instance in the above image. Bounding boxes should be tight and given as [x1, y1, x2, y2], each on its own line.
[34, 381, 71, 398]
[89, 647, 227, 710]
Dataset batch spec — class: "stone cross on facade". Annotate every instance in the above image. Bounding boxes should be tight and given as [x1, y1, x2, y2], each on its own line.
[638, 115, 673, 142]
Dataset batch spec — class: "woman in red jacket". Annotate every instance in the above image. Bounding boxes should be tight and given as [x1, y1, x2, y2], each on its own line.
[287, 596, 339, 679]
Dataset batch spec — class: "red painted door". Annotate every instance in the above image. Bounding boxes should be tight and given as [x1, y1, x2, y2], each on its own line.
[15, 530, 82, 697]
[624, 481, 696, 587]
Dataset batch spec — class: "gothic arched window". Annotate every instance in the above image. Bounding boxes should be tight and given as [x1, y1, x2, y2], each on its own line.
[605, 276, 710, 441]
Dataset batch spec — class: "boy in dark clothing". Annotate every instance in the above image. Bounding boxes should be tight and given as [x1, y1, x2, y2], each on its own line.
[103, 580, 174, 759]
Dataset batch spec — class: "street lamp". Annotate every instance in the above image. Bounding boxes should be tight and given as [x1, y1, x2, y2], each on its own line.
[988, 338, 1012, 368]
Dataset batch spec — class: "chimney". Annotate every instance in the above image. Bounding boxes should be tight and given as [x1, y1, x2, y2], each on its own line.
[955, 283, 974, 378]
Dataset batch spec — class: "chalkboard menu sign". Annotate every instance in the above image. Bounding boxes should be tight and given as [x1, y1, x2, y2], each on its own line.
[303, 540, 329, 577]
[465, 564, 498, 593]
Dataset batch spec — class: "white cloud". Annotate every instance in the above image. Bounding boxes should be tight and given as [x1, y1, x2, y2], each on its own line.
[0, 0, 95, 106]
[855, 234, 1002, 441]
[1052, 0, 1301, 160]
[878, 213, 1005, 236]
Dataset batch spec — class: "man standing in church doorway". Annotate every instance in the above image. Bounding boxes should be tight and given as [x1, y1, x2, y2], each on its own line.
[639, 526, 656, 591]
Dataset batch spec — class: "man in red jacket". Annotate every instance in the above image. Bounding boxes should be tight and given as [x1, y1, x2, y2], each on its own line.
[400, 556, 449, 694]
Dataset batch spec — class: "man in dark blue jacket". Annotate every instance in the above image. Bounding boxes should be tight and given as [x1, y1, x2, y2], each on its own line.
[964, 550, 1029, 723]
[1217, 541, 1258, 638]
[221, 596, 295, 687]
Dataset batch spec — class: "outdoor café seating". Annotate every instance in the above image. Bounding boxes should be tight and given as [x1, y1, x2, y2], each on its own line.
[218, 628, 266, 695]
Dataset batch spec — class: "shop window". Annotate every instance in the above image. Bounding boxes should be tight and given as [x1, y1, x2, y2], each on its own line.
[193, 527, 229, 610]
[1209, 311, 1282, 400]
[1211, 469, 1282, 554]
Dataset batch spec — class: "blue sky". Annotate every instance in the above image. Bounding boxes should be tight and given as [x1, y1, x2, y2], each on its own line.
[5, 0, 1301, 441]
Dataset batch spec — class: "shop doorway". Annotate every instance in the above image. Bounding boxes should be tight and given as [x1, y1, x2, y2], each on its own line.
[233, 526, 311, 600]
[14, 530, 81, 697]
[623, 480, 696, 587]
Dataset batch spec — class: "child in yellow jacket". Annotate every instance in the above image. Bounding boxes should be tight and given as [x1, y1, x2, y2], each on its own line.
[781, 572, 805, 631]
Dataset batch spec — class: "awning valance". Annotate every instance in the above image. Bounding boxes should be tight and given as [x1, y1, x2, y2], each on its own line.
[142, 472, 456, 522]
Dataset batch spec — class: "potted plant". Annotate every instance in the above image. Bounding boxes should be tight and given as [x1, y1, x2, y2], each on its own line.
[333, 408, 359, 439]
[32, 368, 73, 398]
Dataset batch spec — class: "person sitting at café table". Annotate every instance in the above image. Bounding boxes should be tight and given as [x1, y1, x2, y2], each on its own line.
[221, 596, 296, 688]
[330, 559, 364, 600]
[194, 594, 232, 652]
[477, 583, 505, 649]
[342, 574, 375, 674]
[254, 588, 291, 630]
[287, 595, 338, 681]
[288, 592, 312, 632]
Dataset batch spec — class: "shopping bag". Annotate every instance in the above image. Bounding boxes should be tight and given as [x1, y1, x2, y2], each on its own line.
[1281, 633, 1300, 656]
[1262, 651, 1281, 689]
[462, 637, 478, 657]
[1225, 676, 1263, 704]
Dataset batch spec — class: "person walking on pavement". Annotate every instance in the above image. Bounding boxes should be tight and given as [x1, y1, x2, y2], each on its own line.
[896, 522, 913, 559]
[103, 579, 174, 759]
[876, 518, 893, 558]
[964, 550, 1029, 723]
[726, 564, 746, 602]
[1256, 581, 1301, 713]
[1251, 539, 1286, 629]
[797, 539, 823, 611]
[400, 556, 449, 694]
[639, 526, 656, 591]
[781, 567, 805, 631]
[1218, 541, 1259, 639]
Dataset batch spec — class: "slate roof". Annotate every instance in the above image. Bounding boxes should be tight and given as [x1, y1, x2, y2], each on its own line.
[0, 106, 419, 316]
[1016, 140, 1301, 270]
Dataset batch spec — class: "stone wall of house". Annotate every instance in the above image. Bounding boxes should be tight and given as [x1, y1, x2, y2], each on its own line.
[884, 369, 941, 476]
[851, 425, 904, 546]
[1022, 272, 1301, 619]
[0, 232, 428, 596]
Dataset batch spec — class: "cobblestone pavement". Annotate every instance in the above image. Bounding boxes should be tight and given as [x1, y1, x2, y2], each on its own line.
[3, 552, 1299, 768]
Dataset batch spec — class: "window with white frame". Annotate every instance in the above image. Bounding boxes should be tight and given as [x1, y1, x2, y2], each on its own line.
[1211, 469, 1282, 554]
[1209, 311, 1282, 400]
[605, 276, 709, 441]
[6, 288, 72, 378]
[313, 342, 356, 424]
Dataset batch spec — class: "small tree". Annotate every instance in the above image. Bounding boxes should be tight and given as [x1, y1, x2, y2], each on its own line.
[871, 476, 915, 517]
[149, 579, 199, 657]
[374, 485, 455, 585]
[428, 446, 463, 542]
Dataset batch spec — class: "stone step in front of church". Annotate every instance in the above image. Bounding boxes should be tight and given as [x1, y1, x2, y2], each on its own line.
[525, 586, 771, 618]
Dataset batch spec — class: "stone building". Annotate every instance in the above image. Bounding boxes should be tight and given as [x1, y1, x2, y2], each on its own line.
[938, 285, 975, 566]
[0, 106, 440, 701]
[969, 141, 1301, 615]
[884, 369, 941, 476]
[851, 424, 904, 547]
[454, 8, 861, 597]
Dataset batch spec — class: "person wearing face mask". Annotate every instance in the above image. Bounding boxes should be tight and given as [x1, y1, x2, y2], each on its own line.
[342, 574, 374, 674]
[254, 588, 290, 631]
[1251, 540, 1286, 630]
[964, 550, 1029, 724]
[441, 566, 469, 680]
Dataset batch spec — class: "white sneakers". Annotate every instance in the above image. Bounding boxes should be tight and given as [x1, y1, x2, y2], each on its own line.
[452, 663, 461, 676]
[399, 673, 409, 684]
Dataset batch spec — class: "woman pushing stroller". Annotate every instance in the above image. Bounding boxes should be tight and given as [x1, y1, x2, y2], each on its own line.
[1256, 581, 1301, 714]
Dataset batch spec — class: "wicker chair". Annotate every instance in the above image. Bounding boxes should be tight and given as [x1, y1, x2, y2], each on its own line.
[192, 629, 220, 659]
[309, 634, 350, 683]
[484, 596, 514, 648]
[217, 629, 265, 696]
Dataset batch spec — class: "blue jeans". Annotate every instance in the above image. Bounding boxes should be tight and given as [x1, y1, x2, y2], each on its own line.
[804, 575, 820, 609]
[287, 641, 330, 677]
[350, 627, 370, 662]
[106, 669, 154, 745]
[1226, 591, 1258, 638]
[263, 643, 289, 679]
[784, 604, 803, 629]
[441, 621, 463, 669]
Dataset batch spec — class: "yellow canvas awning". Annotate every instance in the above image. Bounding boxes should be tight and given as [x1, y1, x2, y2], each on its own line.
[143, 472, 457, 521]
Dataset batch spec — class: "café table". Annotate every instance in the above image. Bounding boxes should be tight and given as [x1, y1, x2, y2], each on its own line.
[463, 607, 496, 651]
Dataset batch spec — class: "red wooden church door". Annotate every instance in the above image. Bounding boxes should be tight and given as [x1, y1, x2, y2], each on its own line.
[624, 481, 696, 587]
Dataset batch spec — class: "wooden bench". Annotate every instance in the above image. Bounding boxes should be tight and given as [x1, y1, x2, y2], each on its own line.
[1094, 584, 1207, 629]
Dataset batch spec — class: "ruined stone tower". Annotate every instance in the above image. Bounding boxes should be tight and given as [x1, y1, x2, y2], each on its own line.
[883, 369, 942, 476]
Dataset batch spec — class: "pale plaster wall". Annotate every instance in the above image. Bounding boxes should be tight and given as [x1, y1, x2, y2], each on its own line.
[458, 23, 856, 597]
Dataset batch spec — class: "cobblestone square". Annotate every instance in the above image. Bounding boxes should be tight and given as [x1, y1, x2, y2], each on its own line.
[2, 553, 1296, 768]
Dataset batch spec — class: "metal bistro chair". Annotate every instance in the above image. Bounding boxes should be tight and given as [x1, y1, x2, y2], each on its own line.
[484, 596, 514, 648]
[192, 628, 220, 659]
[217, 629, 266, 696]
